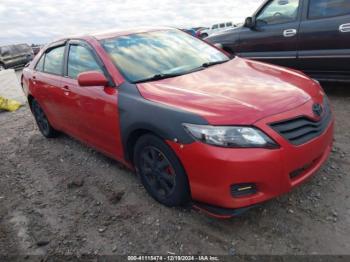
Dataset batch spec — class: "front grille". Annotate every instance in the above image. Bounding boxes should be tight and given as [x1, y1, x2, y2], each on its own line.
[270, 98, 331, 146]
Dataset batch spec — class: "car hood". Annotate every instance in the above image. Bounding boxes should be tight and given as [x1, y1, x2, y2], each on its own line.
[210, 25, 242, 37]
[136, 57, 323, 125]
[205, 26, 242, 44]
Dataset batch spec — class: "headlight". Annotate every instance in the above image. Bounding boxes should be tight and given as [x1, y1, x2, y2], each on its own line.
[183, 123, 279, 149]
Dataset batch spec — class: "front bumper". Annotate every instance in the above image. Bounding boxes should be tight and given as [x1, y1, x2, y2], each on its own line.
[167, 100, 334, 213]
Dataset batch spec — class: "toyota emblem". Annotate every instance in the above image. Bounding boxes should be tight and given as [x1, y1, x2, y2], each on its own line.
[312, 103, 323, 117]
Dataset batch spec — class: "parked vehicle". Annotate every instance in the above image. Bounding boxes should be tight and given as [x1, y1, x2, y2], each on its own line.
[31, 45, 42, 56]
[206, 0, 350, 82]
[193, 27, 209, 38]
[181, 28, 196, 36]
[0, 44, 34, 70]
[199, 22, 236, 38]
[22, 28, 334, 218]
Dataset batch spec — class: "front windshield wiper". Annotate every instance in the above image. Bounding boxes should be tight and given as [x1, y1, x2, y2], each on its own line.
[133, 66, 206, 84]
[133, 72, 184, 84]
[202, 59, 230, 68]
[133, 60, 230, 84]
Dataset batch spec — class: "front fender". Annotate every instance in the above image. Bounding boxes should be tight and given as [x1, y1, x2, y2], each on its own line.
[118, 82, 208, 159]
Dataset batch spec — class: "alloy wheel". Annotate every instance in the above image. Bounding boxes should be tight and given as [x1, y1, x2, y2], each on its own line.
[33, 102, 50, 136]
[139, 146, 176, 199]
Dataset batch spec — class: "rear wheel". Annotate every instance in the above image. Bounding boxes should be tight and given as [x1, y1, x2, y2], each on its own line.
[31, 99, 59, 138]
[133, 134, 191, 207]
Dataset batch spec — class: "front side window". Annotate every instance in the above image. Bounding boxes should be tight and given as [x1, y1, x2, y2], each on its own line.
[212, 24, 218, 29]
[219, 23, 225, 28]
[67, 45, 103, 79]
[309, 0, 350, 19]
[101, 29, 229, 83]
[257, 0, 300, 25]
[226, 22, 233, 27]
[44, 46, 65, 75]
[35, 55, 45, 72]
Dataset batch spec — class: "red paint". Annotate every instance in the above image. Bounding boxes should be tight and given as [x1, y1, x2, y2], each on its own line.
[22, 28, 334, 217]
[167, 99, 334, 209]
[137, 57, 322, 125]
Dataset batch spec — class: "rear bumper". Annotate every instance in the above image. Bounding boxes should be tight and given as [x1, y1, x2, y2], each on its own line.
[167, 101, 334, 211]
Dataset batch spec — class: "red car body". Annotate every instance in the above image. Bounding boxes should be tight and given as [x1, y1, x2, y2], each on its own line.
[22, 28, 334, 218]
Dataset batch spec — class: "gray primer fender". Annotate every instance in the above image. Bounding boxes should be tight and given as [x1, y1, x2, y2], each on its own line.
[118, 82, 208, 160]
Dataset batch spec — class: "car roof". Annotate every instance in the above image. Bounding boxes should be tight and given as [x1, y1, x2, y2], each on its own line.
[60, 26, 174, 42]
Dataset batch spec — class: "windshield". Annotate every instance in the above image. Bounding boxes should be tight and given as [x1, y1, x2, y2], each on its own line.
[100, 29, 229, 83]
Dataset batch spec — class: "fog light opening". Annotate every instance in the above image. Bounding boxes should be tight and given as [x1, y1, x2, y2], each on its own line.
[231, 183, 257, 197]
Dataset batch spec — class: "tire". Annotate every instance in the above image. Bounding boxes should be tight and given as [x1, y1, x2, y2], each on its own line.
[31, 99, 59, 138]
[133, 134, 191, 207]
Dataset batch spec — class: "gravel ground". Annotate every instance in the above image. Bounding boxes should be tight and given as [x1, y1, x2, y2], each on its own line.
[0, 80, 349, 256]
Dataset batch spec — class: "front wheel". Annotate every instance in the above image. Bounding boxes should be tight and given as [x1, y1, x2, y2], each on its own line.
[133, 134, 191, 207]
[31, 99, 59, 138]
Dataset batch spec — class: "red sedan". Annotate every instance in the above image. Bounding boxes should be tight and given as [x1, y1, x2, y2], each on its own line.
[22, 28, 334, 218]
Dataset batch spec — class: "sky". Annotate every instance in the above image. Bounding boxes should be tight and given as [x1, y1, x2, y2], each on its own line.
[0, 0, 264, 45]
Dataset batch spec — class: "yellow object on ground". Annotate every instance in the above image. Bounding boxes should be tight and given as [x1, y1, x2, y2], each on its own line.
[0, 96, 22, 112]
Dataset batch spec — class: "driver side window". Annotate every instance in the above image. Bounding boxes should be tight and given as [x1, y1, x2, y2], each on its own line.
[67, 44, 103, 79]
[257, 0, 300, 25]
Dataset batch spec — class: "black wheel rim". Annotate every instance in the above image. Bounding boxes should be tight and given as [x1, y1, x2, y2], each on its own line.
[139, 146, 176, 198]
[33, 102, 50, 135]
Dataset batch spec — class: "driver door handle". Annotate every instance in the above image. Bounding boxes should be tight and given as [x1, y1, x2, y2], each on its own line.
[339, 23, 350, 33]
[283, 29, 297, 37]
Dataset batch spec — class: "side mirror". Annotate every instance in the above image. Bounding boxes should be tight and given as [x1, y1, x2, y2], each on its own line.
[244, 17, 256, 29]
[77, 71, 108, 87]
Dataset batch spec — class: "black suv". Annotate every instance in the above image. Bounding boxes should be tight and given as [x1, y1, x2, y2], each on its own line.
[206, 0, 350, 82]
[0, 44, 34, 71]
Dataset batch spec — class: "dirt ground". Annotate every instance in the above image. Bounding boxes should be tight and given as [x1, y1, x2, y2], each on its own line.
[0, 79, 349, 256]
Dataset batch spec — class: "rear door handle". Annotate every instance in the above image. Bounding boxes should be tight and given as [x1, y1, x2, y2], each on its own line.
[283, 29, 297, 37]
[339, 23, 350, 33]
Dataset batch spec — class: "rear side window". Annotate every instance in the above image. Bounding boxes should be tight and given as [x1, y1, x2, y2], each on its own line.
[212, 24, 218, 29]
[44, 46, 65, 75]
[67, 45, 103, 79]
[35, 55, 45, 72]
[308, 0, 350, 19]
[219, 23, 225, 28]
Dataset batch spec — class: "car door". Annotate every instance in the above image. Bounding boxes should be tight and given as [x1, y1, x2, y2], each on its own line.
[32, 44, 69, 131]
[62, 40, 123, 159]
[236, 0, 302, 68]
[297, 0, 350, 80]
